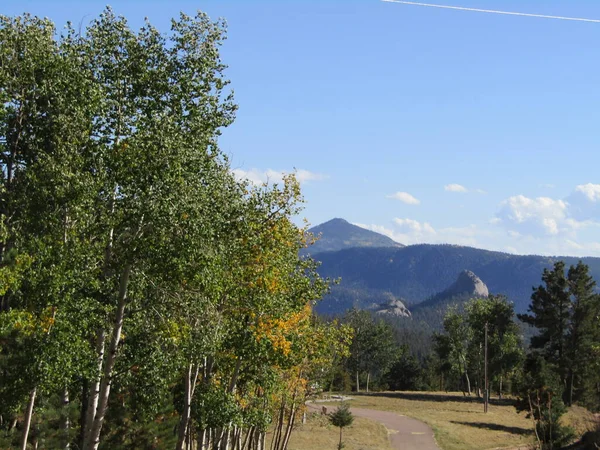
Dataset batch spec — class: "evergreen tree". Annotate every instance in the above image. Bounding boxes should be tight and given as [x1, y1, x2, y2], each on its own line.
[520, 261, 600, 408]
[566, 261, 600, 408]
[329, 403, 354, 450]
[514, 354, 574, 450]
[518, 262, 571, 394]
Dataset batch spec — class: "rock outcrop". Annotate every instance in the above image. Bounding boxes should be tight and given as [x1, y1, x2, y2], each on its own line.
[372, 298, 411, 318]
[442, 270, 489, 298]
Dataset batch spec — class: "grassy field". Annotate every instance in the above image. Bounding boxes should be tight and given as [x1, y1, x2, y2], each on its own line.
[314, 392, 596, 450]
[284, 412, 392, 450]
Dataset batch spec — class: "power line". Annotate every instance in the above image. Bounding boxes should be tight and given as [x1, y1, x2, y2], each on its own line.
[381, 0, 600, 24]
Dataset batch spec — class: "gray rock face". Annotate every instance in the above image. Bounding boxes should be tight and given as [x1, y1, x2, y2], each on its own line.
[372, 299, 412, 318]
[443, 270, 489, 298]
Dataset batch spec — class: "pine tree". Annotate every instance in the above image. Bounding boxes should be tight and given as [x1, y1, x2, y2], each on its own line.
[329, 403, 354, 450]
[518, 262, 571, 393]
[566, 262, 600, 408]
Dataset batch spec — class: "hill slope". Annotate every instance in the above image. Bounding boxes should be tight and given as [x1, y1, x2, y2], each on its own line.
[305, 218, 403, 254]
[313, 244, 600, 313]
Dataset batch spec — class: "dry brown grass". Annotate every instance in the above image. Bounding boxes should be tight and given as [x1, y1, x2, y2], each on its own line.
[282, 411, 393, 450]
[316, 392, 595, 450]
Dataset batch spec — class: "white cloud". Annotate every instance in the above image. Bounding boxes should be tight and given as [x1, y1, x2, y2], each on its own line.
[357, 183, 600, 257]
[232, 168, 327, 186]
[444, 184, 468, 193]
[566, 183, 600, 221]
[496, 195, 568, 236]
[355, 219, 433, 245]
[295, 169, 328, 184]
[358, 219, 504, 248]
[494, 184, 600, 240]
[566, 239, 600, 253]
[475, 189, 487, 194]
[575, 183, 600, 201]
[387, 191, 420, 205]
[354, 223, 398, 241]
[393, 218, 436, 235]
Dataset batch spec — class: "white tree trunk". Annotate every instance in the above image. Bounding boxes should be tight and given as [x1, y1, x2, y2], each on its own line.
[82, 329, 106, 447]
[177, 364, 195, 450]
[61, 387, 70, 449]
[84, 264, 132, 450]
[20, 387, 37, 450]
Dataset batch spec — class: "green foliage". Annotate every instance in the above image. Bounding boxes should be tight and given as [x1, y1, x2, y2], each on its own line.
[519, 261, 600, 409]
[514, 354, 574, 449]
[343, 309, 399, 391]
[432, 296, 523, 397]
[515, 261, 600, 448]
[192, 383, 241, 430]
[329, 403, 354, 450]
[0, 8, 340, 450]
[329, 402, 354, 428]
[384, 349, 425, 391]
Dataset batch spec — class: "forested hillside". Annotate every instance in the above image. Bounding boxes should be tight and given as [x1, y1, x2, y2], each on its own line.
[312, 243, 600, 313]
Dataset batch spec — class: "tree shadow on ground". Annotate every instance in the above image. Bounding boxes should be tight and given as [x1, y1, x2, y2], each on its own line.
[355, 392, 514, 406]
[450, 420, 531, 436]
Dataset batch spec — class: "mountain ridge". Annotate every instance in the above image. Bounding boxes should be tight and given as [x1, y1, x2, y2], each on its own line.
[308, 219, 600, 314]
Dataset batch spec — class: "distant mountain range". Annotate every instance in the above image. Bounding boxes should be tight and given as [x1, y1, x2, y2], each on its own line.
[304, 218, 403, 255]
[308, 219, 600, 314]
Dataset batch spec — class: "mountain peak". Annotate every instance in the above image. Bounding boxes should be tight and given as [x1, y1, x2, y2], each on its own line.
[443, 270, 489, 298]
[305, 218, 403, 254]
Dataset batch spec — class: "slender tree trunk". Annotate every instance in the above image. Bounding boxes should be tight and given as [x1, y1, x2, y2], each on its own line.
[177, 364, 195, 450]
[84, 264, 132, 450]
[366, 372, 370, 393]
[498, 375, 503, 400]
[465, 371, 471, 395]
[228, 357, 242, 393]
[79, 380, 88, 448]
[568, 370, 574, 406]
[20, 387, 37, 450]
[82, 330, 106, 447]
[198, 429, 206, 450]
[338, 427, 343, 450]
[271, 401, 286, 450]
[355, 371, 360, 393]
[527, 393, 542, 449]
[281, 405, 297, 450]
[61, 387, 70, 449]
[242, 427, 253, 450]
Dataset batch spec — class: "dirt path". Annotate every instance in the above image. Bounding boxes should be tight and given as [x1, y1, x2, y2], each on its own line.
[350, 407, 439, 450]
[308, 403, 439, 450]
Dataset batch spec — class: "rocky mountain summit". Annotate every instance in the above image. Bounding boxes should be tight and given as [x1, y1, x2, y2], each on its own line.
[441, 270, 489, 299]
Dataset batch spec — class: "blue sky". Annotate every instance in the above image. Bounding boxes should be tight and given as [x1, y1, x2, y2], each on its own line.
[3, 0, 600, 256]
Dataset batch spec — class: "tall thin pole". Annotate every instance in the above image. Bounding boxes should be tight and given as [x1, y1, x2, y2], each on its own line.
[484, 322, 488, 413]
